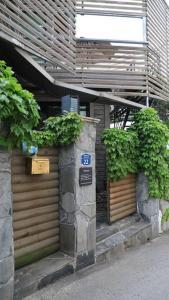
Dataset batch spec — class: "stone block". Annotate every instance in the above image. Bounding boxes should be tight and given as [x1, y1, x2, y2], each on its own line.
[0, 217, 13, 260]
[150, 215, 159, 239]
[59, 145, 75, 167]
[60, 165, 75, 194]
[76, 122, 96, 153]
[76, 250, 95, 271]
[162, 220, 169, 232]
[61, 193, 75, 213]
[60, 224, 76, 257]
[87, 218, 96, 252]
[0, 278, 13, 300]
[0, 173, 12, 220]
[136, 173, 149, 204]
[76, 184, 96, 206]
[141, 199, 159, 219]
[0, 256, 14, 285]
[76, 213, 88, 253]
[80, 203, 96, 219]
[0, 151, 11, 170]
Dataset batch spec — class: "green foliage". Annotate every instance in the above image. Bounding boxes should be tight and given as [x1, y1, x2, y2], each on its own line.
[44, 112, 83, 145]
[0, 60, 40, 148]
[133, 108, 169, 199]
[103, 107, 169, 199]
[31, 130, 56, 148]
[162, 208, 169, 223]
[0, 61, 83, 149]
[102, 128, 138, 181]
[151, 98, 169, 122]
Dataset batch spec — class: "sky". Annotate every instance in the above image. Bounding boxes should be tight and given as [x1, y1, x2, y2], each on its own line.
[76, 0, 169, 42]
[76, 15, 144, 41]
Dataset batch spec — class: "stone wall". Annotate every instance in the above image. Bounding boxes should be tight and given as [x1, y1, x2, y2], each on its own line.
[136, 173, 159, 239]
[0, 150, 14, 300]
[59, 118, 97, 270]
[160, 200, 169, 232]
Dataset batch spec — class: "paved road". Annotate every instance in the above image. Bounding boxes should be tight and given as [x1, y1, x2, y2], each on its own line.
[26, 234, 169, 300]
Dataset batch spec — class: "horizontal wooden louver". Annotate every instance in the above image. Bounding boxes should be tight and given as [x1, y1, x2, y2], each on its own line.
[108, 174, 137, 224]
[12, 148, 60, 268]
[76, 0, 146, 17]
[53, 40, 169, 102]
[0, 0, 76, 72]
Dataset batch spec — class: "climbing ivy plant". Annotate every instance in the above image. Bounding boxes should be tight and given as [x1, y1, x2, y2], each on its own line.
[0, 60, 40, 148]
[102, 128, 138, 181]
[103, 108, 169, 199]
[44, 112, 83, 145]
[31, 112, 83, 147]
[133, 108, 169, 199]
[0, 61, 83, 149]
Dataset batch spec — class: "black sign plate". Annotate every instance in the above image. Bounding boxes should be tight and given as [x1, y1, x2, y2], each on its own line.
[79, 167, 92, 186]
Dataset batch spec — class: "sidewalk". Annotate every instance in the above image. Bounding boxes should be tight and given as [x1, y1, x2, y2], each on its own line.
[25, 233, 169, 300]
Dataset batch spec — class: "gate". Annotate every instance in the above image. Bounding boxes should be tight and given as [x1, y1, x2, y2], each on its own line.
[12, 148, 60, 268]
[108, 174, 137, 224]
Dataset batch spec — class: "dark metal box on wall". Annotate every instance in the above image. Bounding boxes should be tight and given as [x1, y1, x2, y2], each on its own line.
[26, 156, 50, 175]
[61, 95, 79, 113]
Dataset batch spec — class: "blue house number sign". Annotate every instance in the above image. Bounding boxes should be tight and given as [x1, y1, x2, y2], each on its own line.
[81, 154, 91, 166]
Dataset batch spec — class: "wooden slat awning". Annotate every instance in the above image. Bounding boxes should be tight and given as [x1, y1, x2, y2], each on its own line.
[0, 39, 145, 109]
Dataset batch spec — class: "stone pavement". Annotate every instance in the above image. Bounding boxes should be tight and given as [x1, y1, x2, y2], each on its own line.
[25, 233, 169, 300]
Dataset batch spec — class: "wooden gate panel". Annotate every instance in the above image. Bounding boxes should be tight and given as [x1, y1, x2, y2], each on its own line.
[12, 148, 60, 268]
[108, 174, 137, 223]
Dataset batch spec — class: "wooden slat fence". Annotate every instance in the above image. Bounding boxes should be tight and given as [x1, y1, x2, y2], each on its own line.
[12, 148, 60, 268]
[108, 174, 137, 224]
[0, 0, 76, 72]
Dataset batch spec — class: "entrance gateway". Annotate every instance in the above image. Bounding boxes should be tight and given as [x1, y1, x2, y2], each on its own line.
[11, 100, 138, 274]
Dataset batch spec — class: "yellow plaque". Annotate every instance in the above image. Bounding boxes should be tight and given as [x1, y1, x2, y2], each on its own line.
[26, 156, 50, 175]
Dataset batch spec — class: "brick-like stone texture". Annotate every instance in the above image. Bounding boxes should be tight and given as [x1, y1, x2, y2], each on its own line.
[0, 150, 14, 300]
[59, 118, 97, 270]
[136, 173, 159, 239]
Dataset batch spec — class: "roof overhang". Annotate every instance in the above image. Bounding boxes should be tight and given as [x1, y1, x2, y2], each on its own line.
[0, 38, 145, 109]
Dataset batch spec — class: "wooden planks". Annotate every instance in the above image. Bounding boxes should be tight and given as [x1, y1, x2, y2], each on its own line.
[12, 148, 60, 268]
[108, 174, 137, 223]
[53, 38, 169, 102]
[146, 0, 169, 102]
[0, 0, 76, 72]
[76, 0, 146, 17]
[53, 41, 149, 98]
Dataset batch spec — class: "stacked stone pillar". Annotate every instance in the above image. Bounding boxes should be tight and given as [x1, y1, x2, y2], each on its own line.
[59, 118, 98, 270]
[0, 150, 14, 299]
